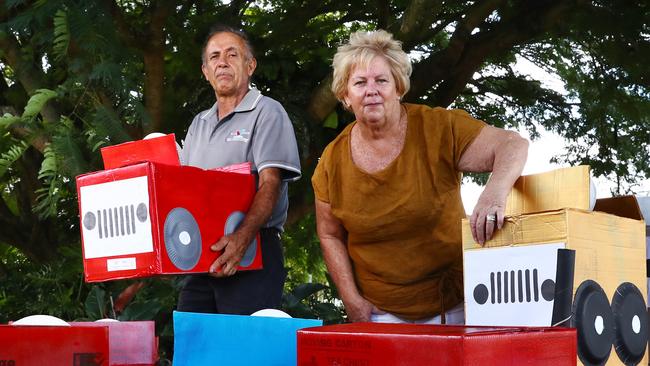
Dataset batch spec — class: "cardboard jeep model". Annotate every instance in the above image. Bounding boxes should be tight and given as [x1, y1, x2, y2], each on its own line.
[76, 134, 262, 282]
[462, 166, 648, 366]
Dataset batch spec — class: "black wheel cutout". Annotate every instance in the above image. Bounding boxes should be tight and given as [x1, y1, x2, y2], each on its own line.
[571, 280, 615, 366]
[611, 282, 648, 365]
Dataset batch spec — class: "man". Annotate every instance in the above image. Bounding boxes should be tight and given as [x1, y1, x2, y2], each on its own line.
[178, 25, 301, 314]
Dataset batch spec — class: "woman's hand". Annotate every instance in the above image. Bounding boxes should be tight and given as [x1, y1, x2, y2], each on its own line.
[458, 125, 529, 245]
[344, 294, 385, 322]
[470, 190, 506, 245]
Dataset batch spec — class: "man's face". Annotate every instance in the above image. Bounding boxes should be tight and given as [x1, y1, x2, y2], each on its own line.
[202, 32, 256, 98]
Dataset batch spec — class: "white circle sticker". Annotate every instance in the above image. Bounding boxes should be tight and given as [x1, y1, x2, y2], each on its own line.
[179, 231, 191, 245]
[594, 315, 604, 335]
[632, 315, 641, 334]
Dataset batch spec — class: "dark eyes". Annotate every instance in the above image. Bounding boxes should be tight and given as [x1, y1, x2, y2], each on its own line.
[209, 52, 238, 60]
[353, 79, 388, 86]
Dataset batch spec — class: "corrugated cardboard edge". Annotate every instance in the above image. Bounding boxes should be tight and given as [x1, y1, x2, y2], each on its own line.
[462, 208, 647, 366]
[505, 165, 591, 216]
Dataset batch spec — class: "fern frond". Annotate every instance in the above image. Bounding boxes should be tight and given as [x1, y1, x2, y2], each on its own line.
[33, 183, 62, 220]
[0, 114, 21, 131]
[33, 145, 62, 219]
[0, 141, 29, 178]
[6, 0, 27, 10]
[50, 118, 88, 177]
[89, 61, 122, 88]
[38, 144, 57, 180]
[91, 106, 132, 143]
[23, 89, 58, 119]
[83, 128, 109, 152]
[52, 9, 70, 61]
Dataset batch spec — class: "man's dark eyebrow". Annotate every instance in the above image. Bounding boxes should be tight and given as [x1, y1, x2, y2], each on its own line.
[208, 46, 239, 57]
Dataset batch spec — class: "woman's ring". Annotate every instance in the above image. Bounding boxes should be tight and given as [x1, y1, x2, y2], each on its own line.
[486, 214, 496, 222]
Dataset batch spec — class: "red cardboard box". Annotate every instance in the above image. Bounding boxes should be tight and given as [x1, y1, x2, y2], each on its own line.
[1, 321, 157, 365]
[76, 161, 262, 282]
[70, 321, 158, 366]
[0, 325, 109, 365]
[297, 323, 577, 366]
[101, 133, 180, 170]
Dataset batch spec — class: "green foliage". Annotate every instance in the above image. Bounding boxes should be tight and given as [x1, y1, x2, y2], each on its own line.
[0, 3, 648, 360]
[283, 280, 346, 324]
[0, 246, 86, 323]
[33, 159, 60, 218]
[22, 89, 57, 120]
[84, 285, 107, 319]
[52, 9, 69, 61]
[0, 140, 27, 178]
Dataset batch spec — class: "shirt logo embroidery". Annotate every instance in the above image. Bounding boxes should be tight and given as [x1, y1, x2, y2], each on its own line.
[226, 128, 251, 142]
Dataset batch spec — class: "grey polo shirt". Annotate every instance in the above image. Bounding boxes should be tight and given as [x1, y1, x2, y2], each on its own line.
[180, 88, 301, 230]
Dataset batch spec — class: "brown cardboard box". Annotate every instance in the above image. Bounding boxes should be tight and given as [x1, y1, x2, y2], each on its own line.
[505, 165, 592, 215]
[462, 166, 647, 366]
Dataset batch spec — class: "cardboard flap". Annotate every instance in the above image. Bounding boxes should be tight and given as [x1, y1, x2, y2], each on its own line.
[593, 195, 644, 221]
[101, 133, 180, 169]
[506, 165, 591, 215]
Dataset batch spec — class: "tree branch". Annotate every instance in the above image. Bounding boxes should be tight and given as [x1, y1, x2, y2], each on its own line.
[0, 32, 60, 123]
[227, 0, 253, 19]
[142, 0, 174, 134]
[307, 74, 338, 123]
[407, 0, 578, 105]
[102, 0, 139, 48]
[397, 0, 444, 44]
[375, 0, 392, 29]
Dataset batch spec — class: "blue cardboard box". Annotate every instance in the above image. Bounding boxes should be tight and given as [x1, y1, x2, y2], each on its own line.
[173, 311, 322, 365]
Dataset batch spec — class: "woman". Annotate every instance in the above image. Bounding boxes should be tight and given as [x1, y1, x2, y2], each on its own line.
[312, 30, 528, 324]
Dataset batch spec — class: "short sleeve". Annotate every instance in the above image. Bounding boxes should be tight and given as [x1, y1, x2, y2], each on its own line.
[180, 114, 199, 165]
[447, 109, 485, 165]
[251, 100, 302, 181]
[311, 153, 330, 203]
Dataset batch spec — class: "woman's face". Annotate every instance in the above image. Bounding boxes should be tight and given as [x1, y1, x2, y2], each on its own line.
[344, 56, 400, 125]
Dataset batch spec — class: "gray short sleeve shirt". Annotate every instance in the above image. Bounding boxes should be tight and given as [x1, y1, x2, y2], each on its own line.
[180, 88, 301, 230]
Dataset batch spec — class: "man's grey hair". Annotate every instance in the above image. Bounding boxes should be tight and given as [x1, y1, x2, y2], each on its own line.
[201, 24, 255, 64]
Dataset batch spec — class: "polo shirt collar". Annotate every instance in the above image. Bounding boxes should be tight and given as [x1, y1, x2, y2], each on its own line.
[200, 87, 263, 121]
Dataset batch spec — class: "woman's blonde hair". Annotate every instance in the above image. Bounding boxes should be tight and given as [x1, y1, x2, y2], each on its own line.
[331, 30, 412, 107]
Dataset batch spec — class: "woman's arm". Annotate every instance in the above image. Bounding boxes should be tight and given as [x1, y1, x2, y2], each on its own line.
[457, 125, 529, 245]
[315, 199, 379, 322]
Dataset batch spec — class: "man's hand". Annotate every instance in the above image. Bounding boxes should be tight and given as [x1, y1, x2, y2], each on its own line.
[208, 167, 281, 278]
[208, 231, 253, 277]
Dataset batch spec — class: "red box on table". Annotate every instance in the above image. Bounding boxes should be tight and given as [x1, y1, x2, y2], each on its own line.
[70, 321, 158, 366]
[297, 323, 577, 366]
[0, 325, 109, 365]
[76, 135, 261, 282]
[1, 321, 157, 365]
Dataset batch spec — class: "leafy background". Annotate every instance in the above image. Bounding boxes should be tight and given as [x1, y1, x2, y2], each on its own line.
[0, 0, 648, 363]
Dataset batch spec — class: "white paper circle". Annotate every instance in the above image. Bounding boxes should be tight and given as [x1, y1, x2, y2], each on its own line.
[589, 177, 597, 211]
[12, 315, 70, 326]
[95, 318, 120, 323]
[251, 309, 292, 318]
[143, 132, 166, 140]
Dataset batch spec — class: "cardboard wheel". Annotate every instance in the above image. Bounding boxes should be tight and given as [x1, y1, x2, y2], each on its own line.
[571, 280, 615, 366]
[612, 282, 648, 365]
[164, 207, 202, 270]
[225, 211, 257, 267]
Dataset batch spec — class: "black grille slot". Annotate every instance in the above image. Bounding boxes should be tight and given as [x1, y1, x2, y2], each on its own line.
[489, 269, 542, 304]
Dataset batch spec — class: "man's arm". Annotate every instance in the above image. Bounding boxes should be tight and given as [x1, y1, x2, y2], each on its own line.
[457, 125, 529, 245]
[209, 167, 281, 277]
